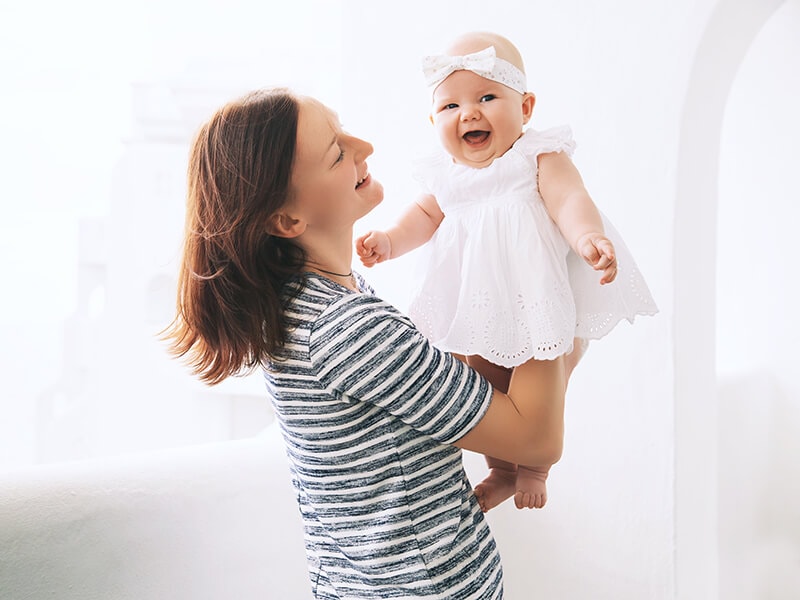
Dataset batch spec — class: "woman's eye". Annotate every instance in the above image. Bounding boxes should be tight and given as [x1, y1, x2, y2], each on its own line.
[480, 94, 496, 102]
[334, 147, 345, 164]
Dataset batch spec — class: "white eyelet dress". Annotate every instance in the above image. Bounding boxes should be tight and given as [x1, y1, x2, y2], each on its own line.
[407, 126, 658, 368]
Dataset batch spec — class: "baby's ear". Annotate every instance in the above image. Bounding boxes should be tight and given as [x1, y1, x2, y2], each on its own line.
[521, 92, 536, 124]
[266, 212, 306, 238]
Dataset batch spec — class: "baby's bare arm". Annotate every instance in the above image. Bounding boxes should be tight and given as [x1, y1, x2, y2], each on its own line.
[356, 194, 444, 266]
[538, 152, 618, 284]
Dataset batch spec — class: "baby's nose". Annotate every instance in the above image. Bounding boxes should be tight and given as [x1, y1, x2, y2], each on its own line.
[460, 105, 481, 121]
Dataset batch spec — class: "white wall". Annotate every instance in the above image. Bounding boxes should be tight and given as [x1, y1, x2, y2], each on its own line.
[1, 0, 798, 599]
[673, 1, 798, 598]
[716, 1, 800, 597]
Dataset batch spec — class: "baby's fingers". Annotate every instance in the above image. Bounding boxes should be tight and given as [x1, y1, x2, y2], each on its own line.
[356, 233, 375, 256]
[354, 236, 374, 267]
[579, 235, 618, 284]
[593, 239, 616, 269]
[599, 259, 618, 284]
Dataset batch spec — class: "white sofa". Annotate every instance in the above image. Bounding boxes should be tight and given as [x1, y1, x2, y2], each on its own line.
[0, 426, 311, 599]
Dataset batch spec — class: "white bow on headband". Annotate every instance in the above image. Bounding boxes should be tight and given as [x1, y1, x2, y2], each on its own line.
[421, 46, 528, 95]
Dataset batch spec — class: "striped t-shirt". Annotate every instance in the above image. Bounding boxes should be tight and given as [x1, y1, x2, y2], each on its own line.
[264, 273, 503, 599]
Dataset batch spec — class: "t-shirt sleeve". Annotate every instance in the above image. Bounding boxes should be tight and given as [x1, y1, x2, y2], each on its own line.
[308, 294, 492, 444]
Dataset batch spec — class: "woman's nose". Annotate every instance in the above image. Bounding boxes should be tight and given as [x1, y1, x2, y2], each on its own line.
[349, 135, 374, 162]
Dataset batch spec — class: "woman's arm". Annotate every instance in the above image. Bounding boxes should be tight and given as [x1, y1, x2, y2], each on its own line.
[356, 194, 444, 266]
[455, 356, 566, 467]
[538, 151, 618, 284]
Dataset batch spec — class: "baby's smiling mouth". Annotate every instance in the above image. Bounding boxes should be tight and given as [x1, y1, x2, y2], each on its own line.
[463, 130, 490, 145]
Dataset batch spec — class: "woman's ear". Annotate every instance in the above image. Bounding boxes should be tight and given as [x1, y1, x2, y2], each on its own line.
[266, 212, 307, 238]
[521, 92, 536, 125]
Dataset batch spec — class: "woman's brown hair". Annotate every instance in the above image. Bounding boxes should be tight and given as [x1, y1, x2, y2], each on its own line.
[163, 88, 304, 384]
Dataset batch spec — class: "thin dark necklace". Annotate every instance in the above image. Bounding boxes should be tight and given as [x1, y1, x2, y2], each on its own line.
[316, 267, 353, 278]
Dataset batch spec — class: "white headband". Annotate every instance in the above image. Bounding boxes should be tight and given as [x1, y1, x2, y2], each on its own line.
[421, 46, 528, 95]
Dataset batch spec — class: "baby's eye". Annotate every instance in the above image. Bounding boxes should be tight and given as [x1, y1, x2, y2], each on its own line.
[480, 94, 496, 103]
[442, 103, 459, 111]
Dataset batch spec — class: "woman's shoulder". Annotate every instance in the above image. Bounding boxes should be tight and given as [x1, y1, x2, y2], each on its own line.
[287, 274, 382, 319]
[288, 275, 417, 354]
[303, 275, 413, 326]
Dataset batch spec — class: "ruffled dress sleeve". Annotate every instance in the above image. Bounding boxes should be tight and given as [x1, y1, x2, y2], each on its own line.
[514, 125, 577, 160]
[411, 150, 450, 195]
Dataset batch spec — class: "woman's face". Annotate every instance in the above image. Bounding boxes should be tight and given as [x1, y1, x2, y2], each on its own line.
[288, 97, 383, 234]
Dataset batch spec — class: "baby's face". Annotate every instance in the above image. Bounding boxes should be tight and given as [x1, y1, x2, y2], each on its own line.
[430, 69, 532, 169]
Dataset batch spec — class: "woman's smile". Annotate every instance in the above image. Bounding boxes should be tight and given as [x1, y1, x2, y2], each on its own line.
[356, 172, 370, 189]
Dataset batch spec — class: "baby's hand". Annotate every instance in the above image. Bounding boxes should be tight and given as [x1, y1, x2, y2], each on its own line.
[576, 232, 617, 284]
[355, 231, 392, 267]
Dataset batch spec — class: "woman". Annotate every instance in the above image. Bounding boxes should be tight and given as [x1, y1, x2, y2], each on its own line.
[164, 88, 566, 599]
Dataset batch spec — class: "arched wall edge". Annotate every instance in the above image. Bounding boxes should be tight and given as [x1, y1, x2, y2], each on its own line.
[673, 1, 786, 598]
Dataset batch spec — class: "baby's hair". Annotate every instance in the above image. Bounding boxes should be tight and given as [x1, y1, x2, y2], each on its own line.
[446, 31, 526, 75]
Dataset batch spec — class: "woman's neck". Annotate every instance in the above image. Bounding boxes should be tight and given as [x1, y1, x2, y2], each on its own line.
[303, 232, 358, 290]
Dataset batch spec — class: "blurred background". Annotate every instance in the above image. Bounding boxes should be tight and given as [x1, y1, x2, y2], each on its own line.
[0, 0, 798, 598]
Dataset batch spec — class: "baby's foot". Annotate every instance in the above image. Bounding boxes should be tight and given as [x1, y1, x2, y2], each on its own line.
[514, 465, 549, 509]
[474, 466, 517, 512]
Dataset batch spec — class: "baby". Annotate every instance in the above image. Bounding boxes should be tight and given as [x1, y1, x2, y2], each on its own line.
[357, 31, 657, 511]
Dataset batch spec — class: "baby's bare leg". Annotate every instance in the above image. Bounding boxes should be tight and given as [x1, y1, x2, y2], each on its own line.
[467, 355, 512, 393]
[505, 356, 564, 509]
[564, 337, 589, 383]
[515, 464, 550, 509]
[466, 355, 519, 511]
[474, 455, 518, 512]
[509, 342, 588, 509]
